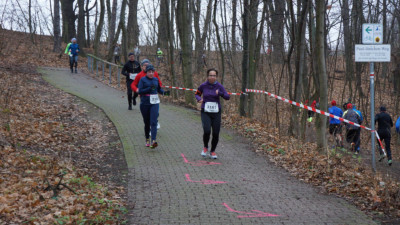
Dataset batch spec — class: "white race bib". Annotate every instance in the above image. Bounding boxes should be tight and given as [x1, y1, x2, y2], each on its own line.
[150, 94, 160, 104]
[129, 73, 137, 80]
[205, 102, 219, 113]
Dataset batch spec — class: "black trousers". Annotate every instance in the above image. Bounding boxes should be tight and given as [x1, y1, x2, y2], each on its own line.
[346, 129, 360, 151]
[201, 110, 221, 152]
[69, 55, 78, 70]
[378, 129, 392, 160]
[126, 80, 138, 106]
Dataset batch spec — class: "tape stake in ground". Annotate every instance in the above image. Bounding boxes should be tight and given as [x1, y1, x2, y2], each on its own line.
[245, 88, 386, 156]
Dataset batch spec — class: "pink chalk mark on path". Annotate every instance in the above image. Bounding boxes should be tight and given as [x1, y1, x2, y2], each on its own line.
[181, 153, 221, 166]
[223, 203, 280, 218]
[185, 174, 227, 184]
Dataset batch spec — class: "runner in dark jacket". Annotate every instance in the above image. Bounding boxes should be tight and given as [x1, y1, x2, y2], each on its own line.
[375, 106, 394, 165]
[195, 68, 230, 159]
[121, 53, 141, 110]
[343, 103, 362, 153]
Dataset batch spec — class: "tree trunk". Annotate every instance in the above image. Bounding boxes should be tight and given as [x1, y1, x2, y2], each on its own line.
[127, 0, 139, 50]
[28, 0, 34, 43]
[94, 0, 105, 56]
[289, 0, 309, 137]
[106, 0, 118, 62]
[166, 0, 177, 99]
[193, 0, 213, 73]
[268, 1, 285, 64]
[213, 0, 224, 83]
[239, 0, 250, 116]
[53, 0, 61, 52]
[157, 0, 169, 49]
[60, 0, 76, 43]
[176, 0, 195, 105]
[231, 0, 237, 51]
[315, 0, 327, 152]
[77, 0, 86, 48]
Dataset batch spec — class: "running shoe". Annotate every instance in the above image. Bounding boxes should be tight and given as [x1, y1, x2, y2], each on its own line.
[388, 159, 392, 166]
[201, 147, 209, 157]
[150, 140, 158, 149]
[145, 139, 150, 147]
[351, 142, 355, 152]
[210, 152, 218, 159]
[378, 154, 385, 162]
[157, 122, 160, 130]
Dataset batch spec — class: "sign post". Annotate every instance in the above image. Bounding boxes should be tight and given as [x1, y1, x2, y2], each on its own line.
[356, 23, 390, 172]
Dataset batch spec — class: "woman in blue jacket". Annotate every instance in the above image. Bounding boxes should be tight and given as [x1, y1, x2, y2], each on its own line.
[137, 64, 169, 148]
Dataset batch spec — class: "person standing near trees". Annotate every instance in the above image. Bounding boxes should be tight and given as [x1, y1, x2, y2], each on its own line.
[375, 106, 394, 166]
[121, 53, 141, 110]
[352, 104, 363, 152]
[113, 44, 121, 64]
[67, 38, 80, 73]
[134, 45, 141, 61]
[137, 64, 170, 148]
[195, 69, 230, 159]
[156, 48, 163, 66]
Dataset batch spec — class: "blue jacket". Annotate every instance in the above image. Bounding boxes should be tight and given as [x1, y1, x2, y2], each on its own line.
[329, 106, 343, 124]
[396, 116, 400, 133]
[68, 43, 80, 56]
[138, 76, 165, 105]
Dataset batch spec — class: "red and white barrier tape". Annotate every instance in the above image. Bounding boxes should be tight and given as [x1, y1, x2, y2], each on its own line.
[162, 85, 245, 96]
[160, 84, 385, 154]
[246, 88, 386, 155]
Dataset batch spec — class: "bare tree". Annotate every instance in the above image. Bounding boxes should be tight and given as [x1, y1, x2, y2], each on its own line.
[60, 0, 76, 43]
[77, 0, 86, 48]
[267, 0, 285, 64]
[176, 0, 195, 105]
[94, 0, 105, 56]
[127, 0, 139, 50]
[157, 0, 169, 49]
[315, 0, 328, 151]
[53, 0, 61, 52]
[106, 0, 118, 61]
[193, 0, 212, 73]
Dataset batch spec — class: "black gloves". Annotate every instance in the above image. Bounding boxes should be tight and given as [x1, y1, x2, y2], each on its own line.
[151, 85, 156, 90]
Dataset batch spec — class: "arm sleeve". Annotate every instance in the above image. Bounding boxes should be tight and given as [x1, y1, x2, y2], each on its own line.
[155, 72, 163, 87]
[195, 86, 202, 102]
[121, 64, 128, 77]
[218, 85, 230, 100]
[131, 74, 141, 92]
[64, 43, 70, 54]
[138, 79, 151, 94]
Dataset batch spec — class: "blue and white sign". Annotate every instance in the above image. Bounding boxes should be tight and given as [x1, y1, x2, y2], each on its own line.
[362, 24, 383, 44]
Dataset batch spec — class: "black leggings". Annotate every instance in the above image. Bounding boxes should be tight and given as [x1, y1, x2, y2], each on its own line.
[201, 110, 221, 152]
[378, 129, 392, 160]
[126, 80, 138, 105]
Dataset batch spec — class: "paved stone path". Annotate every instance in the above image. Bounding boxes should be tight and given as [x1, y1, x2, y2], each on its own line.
[41, 67, 377, 225]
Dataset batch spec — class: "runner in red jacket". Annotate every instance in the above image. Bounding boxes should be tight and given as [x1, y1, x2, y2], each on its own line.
[131, 59, 162, 92]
